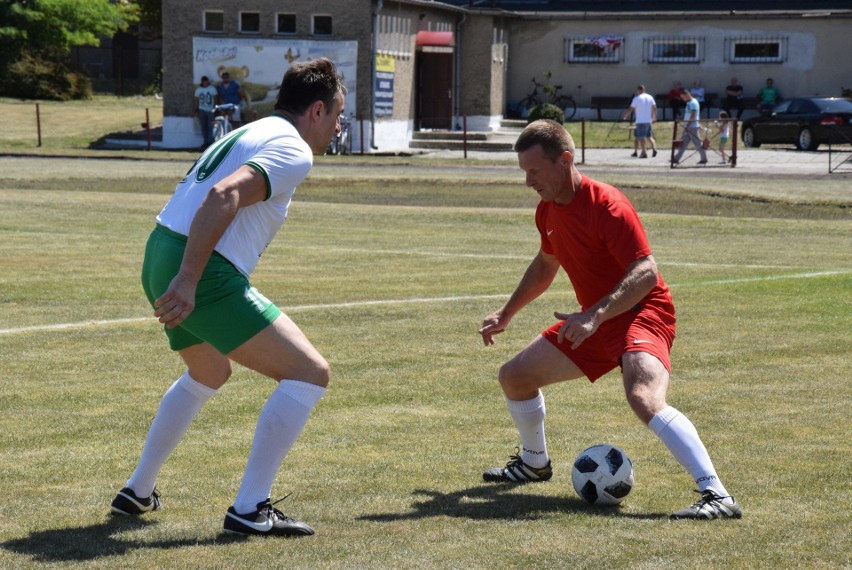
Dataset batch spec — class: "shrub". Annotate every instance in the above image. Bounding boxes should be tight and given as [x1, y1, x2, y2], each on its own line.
[527, 103, 564, 124]
[1, 53, 92, 101]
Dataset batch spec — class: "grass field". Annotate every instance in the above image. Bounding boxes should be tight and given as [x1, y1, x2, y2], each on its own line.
[1, 100, 851, 568]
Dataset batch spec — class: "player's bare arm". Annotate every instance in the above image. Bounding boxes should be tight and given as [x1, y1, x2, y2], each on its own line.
[154, 165, 268, 328]
[480, 250, 560, 345]
[555, 255, 659, 348]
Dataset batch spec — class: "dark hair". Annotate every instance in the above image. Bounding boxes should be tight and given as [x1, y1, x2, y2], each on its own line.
[201, 76, 209, 82]
[514, 119, 575, 161]
[274, 57, 347, 115]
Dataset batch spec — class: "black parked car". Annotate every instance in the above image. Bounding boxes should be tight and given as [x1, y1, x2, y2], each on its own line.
[741, 97, 852, 151]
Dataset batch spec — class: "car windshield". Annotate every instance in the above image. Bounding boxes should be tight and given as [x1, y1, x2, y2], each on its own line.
[773, 100, 791, 113]
[814, 98, 852, 113]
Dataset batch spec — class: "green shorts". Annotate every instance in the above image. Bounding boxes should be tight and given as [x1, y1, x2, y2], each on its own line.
[141, 225, 282, 353]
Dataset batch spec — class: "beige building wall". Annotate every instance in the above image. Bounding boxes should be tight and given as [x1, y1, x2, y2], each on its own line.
[507, 13, 852, 119]
[457, 14, 507, 130]
[161, 2, 848, 149]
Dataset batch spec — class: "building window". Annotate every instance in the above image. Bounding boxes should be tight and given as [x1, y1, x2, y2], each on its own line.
[277, 13, 296, 35]
[377, 15, 413, 57]
[727, 37, 786, 63]
[645, 37, 703, 63]
[204, 11, 224, 33]
[240, 12, 260, 34]
[312, 15, 332, 36]
[565, 35, 623, 63]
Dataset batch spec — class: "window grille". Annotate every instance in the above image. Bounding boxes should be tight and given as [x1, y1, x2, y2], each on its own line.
[204, 11, 224, 33]
[377, 15, 413, 58]
[725, 37, 787, 63]
[312, 15, 332, 36]
[239, 12, 260, 34]
[644, 37, 704, 63]
[565, 35, 623, 63]
[276, 13, 296, 35]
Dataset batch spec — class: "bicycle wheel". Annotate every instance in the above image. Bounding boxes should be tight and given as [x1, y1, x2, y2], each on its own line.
[555, 95, 577, 121]
[212, 120, 224, 142]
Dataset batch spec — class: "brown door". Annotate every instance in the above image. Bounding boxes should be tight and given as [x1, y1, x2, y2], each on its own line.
[416, 50, 453, 130]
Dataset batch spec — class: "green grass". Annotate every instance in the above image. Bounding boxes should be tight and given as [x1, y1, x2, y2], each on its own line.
[0, 96, 685, 154]
[1, 152, 850, 569]
[0, 96, 165, 152]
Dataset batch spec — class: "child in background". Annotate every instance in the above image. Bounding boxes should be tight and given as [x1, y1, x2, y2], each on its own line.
[716, 111, 731, 163]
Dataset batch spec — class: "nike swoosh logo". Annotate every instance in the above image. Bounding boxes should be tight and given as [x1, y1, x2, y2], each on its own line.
[633, 339, 653, 344]
[227, 512, 274, 532]
[547, 229, 554, 236]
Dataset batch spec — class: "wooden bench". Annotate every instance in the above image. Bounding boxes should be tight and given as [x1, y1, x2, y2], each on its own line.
[699, 92, 718, 118]
[590, 96, 632, 120]
[655, 94, 680, 120]
[717, 96, 764, 118]
[655, 92, 718, 119]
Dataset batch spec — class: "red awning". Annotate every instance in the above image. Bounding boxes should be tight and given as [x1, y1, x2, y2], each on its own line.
[415, 31, 454, 47]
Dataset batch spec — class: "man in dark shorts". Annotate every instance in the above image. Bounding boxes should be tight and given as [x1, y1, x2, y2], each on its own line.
[479, 119, 741, 520]
[110, 58, 346, 536]
[722, 76, 745, 120]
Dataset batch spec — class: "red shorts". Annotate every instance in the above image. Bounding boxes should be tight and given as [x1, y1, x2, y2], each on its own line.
[542, 302, 676, 382]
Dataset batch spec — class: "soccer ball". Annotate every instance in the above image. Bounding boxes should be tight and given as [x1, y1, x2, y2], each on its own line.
[571, 444, 634, 505]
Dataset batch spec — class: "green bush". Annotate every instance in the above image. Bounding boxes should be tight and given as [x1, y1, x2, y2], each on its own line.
[527, 103, 564, 124]
[1, 53, 92, 101]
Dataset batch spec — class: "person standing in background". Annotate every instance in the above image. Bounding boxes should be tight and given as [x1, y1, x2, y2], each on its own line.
[722, 77, 744, 120]
[668, 81, 685, 120]
[672, 89, 707, 165]
[193, 76, 218, 149]
[623, 84, 658, 158]
[690, 80, 705, 114]
[757, 78, 781, 115]
[217, 72, 249, 127]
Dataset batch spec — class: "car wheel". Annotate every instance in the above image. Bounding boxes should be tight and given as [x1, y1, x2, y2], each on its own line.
[742, 126, 760, 148]
[796, 127, 819, 151]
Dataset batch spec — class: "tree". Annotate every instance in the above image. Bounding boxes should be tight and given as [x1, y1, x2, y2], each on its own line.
[0, 0, 140, 100]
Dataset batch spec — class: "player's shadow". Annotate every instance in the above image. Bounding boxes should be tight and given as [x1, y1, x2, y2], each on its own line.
[0, 517, 244, 563]
[360, 484, 668, 522]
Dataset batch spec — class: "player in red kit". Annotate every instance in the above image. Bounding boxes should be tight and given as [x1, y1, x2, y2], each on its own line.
[479, 120, 741, 520]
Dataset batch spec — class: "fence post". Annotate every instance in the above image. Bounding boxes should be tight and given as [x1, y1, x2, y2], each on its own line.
[463, 115, 468, 159]
[145, 108, 151, 151]
[36, 104, 42, 147]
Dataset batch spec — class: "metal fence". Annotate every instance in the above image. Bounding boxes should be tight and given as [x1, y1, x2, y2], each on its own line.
[70, 46, 162, 96]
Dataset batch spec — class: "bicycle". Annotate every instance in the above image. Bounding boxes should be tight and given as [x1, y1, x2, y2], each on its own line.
[211, 103, 237, 141]
[325, 115, 351, 155]
[519, 73, 577, 120]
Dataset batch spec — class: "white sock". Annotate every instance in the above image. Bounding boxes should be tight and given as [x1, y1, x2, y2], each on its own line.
[232, 380, 325, 514]
[507, 393, 549, 468]
[126, 371, 217, 497]
[648, 406, 732, 501]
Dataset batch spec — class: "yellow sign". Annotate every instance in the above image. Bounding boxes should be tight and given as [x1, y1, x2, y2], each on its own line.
[376, 54, 395, 73]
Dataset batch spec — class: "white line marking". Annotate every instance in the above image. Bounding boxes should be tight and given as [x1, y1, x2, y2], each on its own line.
[670, 270, 848, 287]
[0, 271, 847, 336]
[297, 246, 802, 268]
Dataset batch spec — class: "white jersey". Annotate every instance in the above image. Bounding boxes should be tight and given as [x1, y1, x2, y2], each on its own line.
[156, 115, 312, 276]
[630, 92, 657, 124]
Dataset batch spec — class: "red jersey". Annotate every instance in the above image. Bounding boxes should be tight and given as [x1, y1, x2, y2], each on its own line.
[535, 175, 673, 313]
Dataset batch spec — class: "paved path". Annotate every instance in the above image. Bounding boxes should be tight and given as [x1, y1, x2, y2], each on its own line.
[419, 146, 852, 177]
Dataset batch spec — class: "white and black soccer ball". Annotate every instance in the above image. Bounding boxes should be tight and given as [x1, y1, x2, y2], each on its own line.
[571, 444, 634, 505]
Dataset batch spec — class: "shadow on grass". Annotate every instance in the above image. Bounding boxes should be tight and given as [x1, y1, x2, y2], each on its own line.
[0, 516, 246, 563]
[360, 484, 668, 522]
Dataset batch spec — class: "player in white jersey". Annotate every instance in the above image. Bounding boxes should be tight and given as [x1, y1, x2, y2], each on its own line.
[110, 58, 346, 538]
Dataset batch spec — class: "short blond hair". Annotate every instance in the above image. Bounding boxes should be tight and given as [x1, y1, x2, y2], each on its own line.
[514, 119, 575, 161]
